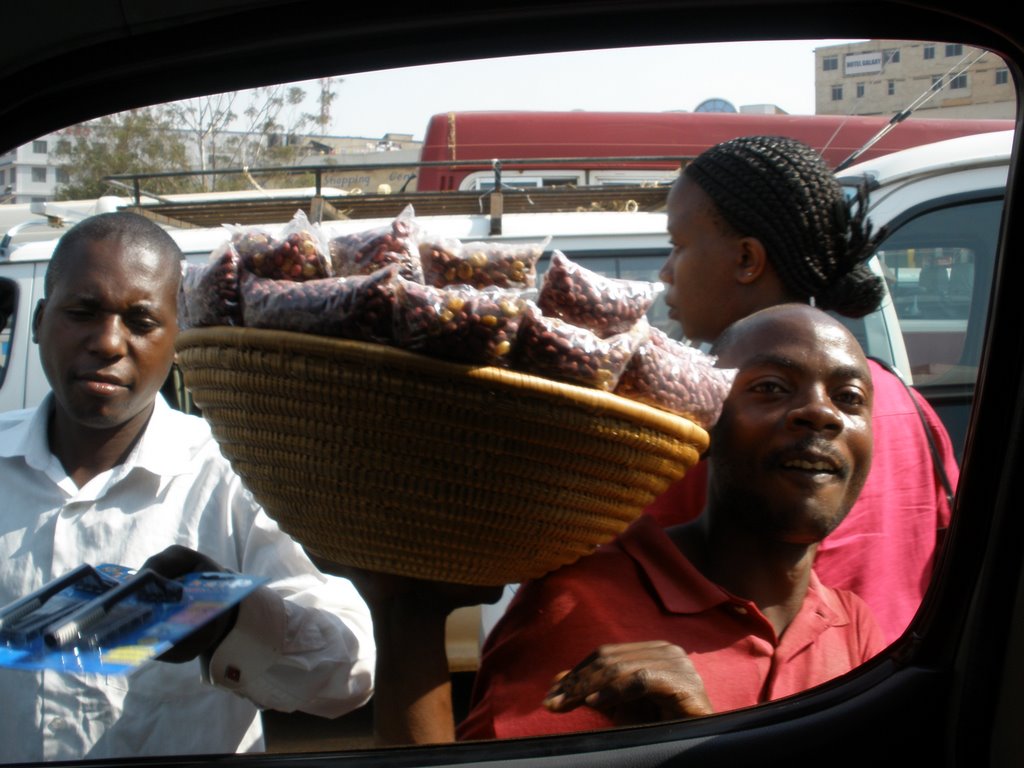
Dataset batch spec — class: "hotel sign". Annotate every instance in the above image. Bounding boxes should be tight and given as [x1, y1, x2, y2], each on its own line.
[844, 51, 884, 75]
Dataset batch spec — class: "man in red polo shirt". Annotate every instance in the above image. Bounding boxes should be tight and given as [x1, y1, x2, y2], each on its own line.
[455, 304, 884, 739]
[349, 304, 884, 744]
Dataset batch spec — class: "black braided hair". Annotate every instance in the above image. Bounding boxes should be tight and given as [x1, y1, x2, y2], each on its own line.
[683, 135, 886, 318]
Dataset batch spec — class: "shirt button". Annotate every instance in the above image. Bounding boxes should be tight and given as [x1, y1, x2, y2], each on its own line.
[733, 605, 748, 615]
[47, 717, 68, 733]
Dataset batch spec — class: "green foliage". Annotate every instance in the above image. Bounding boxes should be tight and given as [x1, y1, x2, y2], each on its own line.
[51, 79, 342, 199]
[51, 107, 195, 200]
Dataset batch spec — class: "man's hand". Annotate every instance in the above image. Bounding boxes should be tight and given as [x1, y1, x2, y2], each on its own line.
[543, 641, 714, 725]
[140, 544, 239, 664]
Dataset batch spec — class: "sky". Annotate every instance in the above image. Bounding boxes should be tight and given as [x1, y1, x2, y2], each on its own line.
[253, 39, 860, 141]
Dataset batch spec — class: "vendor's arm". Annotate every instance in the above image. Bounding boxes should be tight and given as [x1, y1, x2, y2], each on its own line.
[544, 641, 714, 726]
[322, 564, 502, 746]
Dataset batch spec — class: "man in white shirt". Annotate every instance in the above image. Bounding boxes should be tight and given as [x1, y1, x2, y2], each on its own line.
[0, 212, 375, 762]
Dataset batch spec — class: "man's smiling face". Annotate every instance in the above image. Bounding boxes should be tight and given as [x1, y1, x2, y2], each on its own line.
[707, 304, 874, 545]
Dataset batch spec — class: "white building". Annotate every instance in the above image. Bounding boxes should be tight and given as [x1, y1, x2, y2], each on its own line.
[0, 134, 70, 204]
[814, 39, 1015, 118]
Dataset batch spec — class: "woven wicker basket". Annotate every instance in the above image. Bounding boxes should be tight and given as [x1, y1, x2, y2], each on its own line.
[175, 327, 709, 585]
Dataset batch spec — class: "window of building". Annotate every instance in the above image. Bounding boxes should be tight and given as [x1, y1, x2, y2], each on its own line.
[55, 138, 71, 154]
[831, 84, 843, 100]
[55, 168, 70, 183]
[885, 48, 900, 64]
[30, 167, 46, 183]
[996, 68, 1009, 85]
[31, 140, 47, 154]
[950, 73, 968, 89]
[946, 43, 963, 56]
[856, 82, 865, 98]
[823, 55, 838, 71]
[932, 75, 943, 91]
[924, 45, 935, 59]
[888, 79, 896, 95]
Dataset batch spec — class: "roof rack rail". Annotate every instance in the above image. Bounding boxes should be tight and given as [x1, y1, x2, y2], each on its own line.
[102, 156, 685, 233]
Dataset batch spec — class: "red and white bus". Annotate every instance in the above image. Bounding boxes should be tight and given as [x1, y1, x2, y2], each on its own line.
[415, 110, 1014, 191]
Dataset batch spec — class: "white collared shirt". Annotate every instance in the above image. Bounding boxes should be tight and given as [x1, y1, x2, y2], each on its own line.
[0, 395, 375, 763]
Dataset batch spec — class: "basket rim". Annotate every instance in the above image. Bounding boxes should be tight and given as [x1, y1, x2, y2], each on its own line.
[176, 326, 710, 451]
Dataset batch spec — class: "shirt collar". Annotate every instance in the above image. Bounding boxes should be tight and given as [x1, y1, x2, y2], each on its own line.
[0, 394, 57, 469]
[617, 515, 850, 630]
[129, 395, 198, 478]
[0, 393, 196, 480]
[617, 515, 733, 614]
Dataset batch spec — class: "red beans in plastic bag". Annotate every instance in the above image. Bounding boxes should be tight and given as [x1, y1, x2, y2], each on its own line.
[614, 327, 737, 428]
[394, 278, 528, 366]
[538, 250, 660, 338]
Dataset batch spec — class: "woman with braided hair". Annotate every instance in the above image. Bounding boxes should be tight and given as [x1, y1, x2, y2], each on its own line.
[649, 134, 959, 645]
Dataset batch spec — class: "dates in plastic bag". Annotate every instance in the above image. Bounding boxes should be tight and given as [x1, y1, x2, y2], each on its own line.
[178, 243, 242, 329]
[420, 236, 548, 289]
[232, 211, 332, 282]
[514, 303, 646, 391]
[394, 278, 528, 366]
[537, 250, 661, 338]
[614, 327, 737, 428]
[241, 265, 400, 344]
[329, 204, 424, 282]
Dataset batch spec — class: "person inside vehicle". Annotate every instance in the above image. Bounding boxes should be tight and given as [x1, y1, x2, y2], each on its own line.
[350, 303, 884, 743]
[0, 212, 376, 763]
[646, 135, 958, 646]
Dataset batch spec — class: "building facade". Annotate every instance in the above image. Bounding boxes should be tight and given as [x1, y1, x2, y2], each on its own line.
[815, 39, 1014, 119]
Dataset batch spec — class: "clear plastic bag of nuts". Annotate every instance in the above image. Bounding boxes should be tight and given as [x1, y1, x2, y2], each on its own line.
[614, 326, 738, 428]
[537, 250, 662, 338]
[514, 302, 649, 391]
[240, 264, 401, 344]
[328, 204, 424, 283]
[419, 235, 550, 289]
[229, 210, 333, 282]
[393, 276, 531, 367]
[178, 241, 243, 329]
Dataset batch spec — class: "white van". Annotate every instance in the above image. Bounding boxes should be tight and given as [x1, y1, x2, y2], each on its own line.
[0, 202, 911, 413]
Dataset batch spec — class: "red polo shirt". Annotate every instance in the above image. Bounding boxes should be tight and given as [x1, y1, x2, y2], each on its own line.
[457, 516, 884, 741]
[644, 359, 958, 645]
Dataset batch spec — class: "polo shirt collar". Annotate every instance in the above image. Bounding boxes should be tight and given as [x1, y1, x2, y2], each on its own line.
[617, 515, 732, 615]
[617, 515, 852, 632]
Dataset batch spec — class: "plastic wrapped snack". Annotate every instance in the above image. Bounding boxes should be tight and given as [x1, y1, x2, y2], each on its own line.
[615, 327, 737, 428]
[231, 210, 332, 282]
[394, 277, 529, 366]
[420, 236, 549, 289]
[329, 204, 424, 282]
[514, 303, 647, 391]
[240, 264, 400, 344]
[178, 242, 242, 329]
[537, 250, 662, 338]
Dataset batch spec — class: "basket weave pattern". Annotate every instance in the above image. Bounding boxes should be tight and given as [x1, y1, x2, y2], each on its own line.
[176, 327, 709, 585]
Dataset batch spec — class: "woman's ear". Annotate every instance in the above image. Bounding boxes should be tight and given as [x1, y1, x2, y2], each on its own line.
[734, 237, 768, 285]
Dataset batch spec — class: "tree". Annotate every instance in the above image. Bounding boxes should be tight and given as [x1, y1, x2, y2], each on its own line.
[52, 78, 344, 199]
[52, 106, 193, 201]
